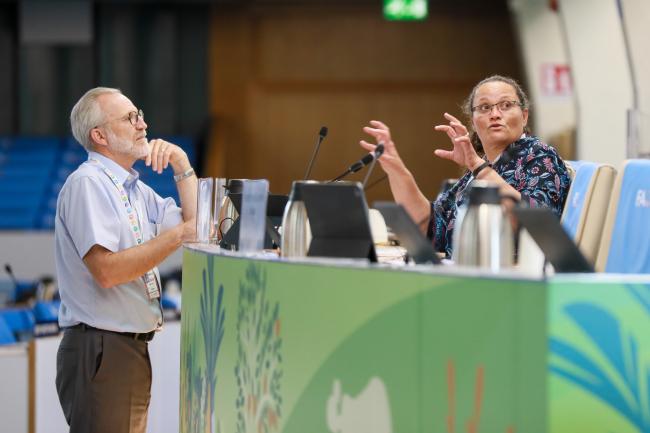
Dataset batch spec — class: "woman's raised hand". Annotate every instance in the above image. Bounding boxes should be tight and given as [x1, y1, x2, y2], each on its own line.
[360, 120, 406, 174]
[433, 113, 483, 170]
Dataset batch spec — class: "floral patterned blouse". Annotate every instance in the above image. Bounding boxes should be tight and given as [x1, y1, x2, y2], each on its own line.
[427, 135, 571, 258]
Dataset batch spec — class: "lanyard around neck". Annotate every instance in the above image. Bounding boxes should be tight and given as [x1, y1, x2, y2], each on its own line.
[89, 158, 160, 299]
[89, 158, 144, 244]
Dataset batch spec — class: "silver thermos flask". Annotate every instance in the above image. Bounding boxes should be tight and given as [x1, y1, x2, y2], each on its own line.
[280, 181, 313, 258]
[453, 180, 513, 271]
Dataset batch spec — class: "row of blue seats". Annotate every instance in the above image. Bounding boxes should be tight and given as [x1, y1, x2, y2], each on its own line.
[0, 297, 180, 345]
[0, 301, 60, 344]
[0, 136, 196, 230]
[0, 138, 60, 229]
[558, 159, 650, 274]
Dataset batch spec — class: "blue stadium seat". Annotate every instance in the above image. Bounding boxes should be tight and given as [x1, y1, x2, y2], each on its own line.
[0, 315, 16, 345]
[33, 300, 60, 323]
[10, 137, 61, 150]
[561, 161, 616, 264]
[32, 301, 60, 337]
[0, 135, 194, 230]
[596, 160, 650, 273]
[161, 296, 179, 311]
[0, 308, 35, 341]
[0, 137, 62, 230]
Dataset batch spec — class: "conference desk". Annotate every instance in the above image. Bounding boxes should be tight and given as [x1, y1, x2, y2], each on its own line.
[180, 244, 650, 433]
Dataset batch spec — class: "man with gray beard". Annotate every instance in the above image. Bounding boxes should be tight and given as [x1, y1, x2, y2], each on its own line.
[54, 87, 197, 433]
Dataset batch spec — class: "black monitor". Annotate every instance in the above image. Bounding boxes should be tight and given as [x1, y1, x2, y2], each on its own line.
[513, 207, 594, 273]
[300, 182, 377, 262]
[227, 193, 288, 225]
[373, 201, 441, 265]
[219, 193, 288, 250]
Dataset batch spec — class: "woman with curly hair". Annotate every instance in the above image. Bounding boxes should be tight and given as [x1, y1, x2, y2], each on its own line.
[360, 75, 571, 258]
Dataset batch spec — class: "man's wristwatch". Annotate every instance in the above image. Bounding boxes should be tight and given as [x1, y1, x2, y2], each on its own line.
[173, 168, 195, 182]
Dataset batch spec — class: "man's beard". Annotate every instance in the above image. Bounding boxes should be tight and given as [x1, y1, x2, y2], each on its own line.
[106, 128, 149, 159]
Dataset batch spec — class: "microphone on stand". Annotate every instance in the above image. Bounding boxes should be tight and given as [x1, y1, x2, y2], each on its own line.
[329, 144, 385, 183]
[303, 126, 328, 180]
[4, 263, 18, 290]
[4, 263, 20, 302]
[362, 143, 385, 188]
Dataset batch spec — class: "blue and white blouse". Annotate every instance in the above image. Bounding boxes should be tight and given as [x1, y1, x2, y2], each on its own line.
[428, 135, 571, 257]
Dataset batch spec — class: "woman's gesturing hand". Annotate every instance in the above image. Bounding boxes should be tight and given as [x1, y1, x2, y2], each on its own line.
[360, 120, 406, 175]
[433, 113, 484, 171]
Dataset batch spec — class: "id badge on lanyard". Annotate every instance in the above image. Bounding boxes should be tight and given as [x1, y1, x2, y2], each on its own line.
[90, 158, 160, 299]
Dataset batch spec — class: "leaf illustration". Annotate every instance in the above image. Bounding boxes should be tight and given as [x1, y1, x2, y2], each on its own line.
[627, 284, 650, 317]
[197, 255, 227, 433]
[549, 302, 650, 431]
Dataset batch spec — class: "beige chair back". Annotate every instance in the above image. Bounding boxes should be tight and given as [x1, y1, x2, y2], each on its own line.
[561, 162, 617, 265]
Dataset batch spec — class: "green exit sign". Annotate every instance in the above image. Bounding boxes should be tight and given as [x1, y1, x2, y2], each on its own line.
[383, 0, 428, 21]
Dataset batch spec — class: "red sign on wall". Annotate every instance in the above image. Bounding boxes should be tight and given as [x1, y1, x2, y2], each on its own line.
[540, 64, 573, 97]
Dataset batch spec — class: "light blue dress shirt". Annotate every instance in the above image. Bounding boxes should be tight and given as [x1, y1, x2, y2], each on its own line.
[55, 152, 183, 332]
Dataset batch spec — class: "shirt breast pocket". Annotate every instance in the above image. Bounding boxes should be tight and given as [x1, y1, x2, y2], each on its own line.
[146, 217, 161, 237]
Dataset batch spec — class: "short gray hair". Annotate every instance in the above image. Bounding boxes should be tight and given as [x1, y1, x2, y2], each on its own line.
[70, 87, 122, 151]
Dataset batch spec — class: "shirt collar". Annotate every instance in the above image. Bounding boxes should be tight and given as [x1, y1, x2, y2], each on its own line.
[87, 151, 140, 188]
[492, 133, 527, 164]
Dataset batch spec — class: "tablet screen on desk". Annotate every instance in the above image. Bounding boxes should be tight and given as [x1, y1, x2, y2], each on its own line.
[301, 182, 377, 262]
[513, 207, 594, 273]
[373, 201, 440, 265]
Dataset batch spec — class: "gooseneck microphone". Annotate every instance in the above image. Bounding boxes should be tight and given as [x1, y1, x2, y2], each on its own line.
[329, 144, 385, 183]
[303, 126, 328, 180]
[362, 143, 385, 188]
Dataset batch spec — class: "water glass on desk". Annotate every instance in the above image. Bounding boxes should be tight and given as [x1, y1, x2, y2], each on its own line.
[195, 177, 227, 244]
[196, 178, 214, 244]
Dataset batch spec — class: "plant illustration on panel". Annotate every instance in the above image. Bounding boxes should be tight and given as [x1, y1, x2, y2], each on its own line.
[235, 264, 283, 433]
[181, 255, 226, 433]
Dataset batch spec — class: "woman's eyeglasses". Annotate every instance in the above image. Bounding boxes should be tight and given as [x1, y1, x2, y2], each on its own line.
[471, 100, 522, 115]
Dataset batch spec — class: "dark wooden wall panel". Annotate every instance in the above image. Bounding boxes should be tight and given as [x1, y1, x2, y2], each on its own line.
[208, 3, 523, 202]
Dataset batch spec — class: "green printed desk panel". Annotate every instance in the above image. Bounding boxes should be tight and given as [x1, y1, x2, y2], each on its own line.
[548, 279, 650, 433]
[180, 248, 546, 433]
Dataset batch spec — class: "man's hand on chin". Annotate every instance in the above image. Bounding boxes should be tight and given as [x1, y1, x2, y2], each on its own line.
[146, 139, 190, 175]
[141, 139, 153, 163]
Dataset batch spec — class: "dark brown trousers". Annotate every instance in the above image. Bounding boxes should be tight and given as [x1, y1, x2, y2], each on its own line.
[55, 327, 152, 433]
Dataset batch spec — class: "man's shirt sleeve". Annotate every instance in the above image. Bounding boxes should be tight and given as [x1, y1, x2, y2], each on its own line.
[61, 176, 121, 258]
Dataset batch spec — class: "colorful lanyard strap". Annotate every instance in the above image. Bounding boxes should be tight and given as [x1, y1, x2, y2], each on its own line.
[89, 158, 160, 299]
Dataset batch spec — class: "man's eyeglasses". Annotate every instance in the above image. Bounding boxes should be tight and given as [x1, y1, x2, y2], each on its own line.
[125, 109, 144, 126]
[96, 109, 144, 128]
[471, 100, 522, 115]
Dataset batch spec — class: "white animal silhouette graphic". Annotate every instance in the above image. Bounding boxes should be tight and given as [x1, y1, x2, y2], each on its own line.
[326, 377, 392, 433]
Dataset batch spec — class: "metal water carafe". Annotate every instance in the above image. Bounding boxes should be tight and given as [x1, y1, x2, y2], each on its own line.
[280, 181, 313, 258]
[453, 180, 513, 271]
